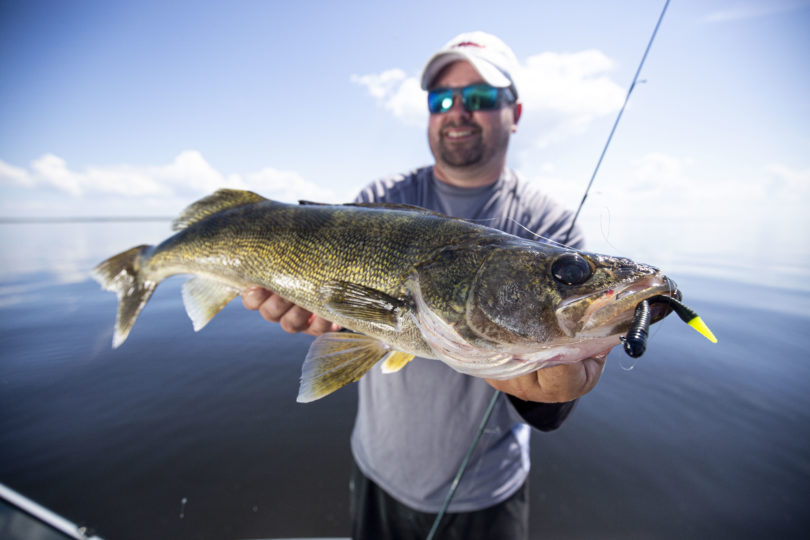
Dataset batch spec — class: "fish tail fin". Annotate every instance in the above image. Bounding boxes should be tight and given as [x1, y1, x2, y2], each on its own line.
[91, 245, 157, 348]
[298, 332, 391, 402]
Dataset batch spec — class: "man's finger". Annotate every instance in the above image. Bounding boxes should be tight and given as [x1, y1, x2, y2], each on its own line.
[241, 287, 271, 310]
[280, 305, 315, 333]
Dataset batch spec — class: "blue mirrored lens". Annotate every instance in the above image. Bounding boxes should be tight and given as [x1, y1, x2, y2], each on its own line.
[427, 89, 455, 114]
[427, 84, 509, 114]
[461, 85, 499, 111]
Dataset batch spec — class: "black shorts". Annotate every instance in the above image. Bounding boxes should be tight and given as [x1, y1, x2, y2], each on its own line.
[350, 459, 529, 540]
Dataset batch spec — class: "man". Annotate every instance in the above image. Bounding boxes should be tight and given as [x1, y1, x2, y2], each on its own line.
[243, 32, 609, 539]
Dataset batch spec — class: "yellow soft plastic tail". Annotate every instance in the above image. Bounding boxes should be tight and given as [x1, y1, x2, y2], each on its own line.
[687, 316, 718, 343]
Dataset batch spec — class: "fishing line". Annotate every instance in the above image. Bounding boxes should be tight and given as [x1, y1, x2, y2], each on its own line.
[426, 4, 670, 538]
[562, 0, 670, 244]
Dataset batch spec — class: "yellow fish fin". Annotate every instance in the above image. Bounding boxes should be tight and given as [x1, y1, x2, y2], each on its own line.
[297, 332, 389, 403]
[381, 351, 415, 374]
[687, 316, 718, 343]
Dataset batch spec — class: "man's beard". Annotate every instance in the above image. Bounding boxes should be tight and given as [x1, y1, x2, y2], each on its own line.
[434, 122, 486, 167]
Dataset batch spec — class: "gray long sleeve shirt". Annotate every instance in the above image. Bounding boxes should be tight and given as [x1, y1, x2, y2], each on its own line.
[351, 166, 583, 513]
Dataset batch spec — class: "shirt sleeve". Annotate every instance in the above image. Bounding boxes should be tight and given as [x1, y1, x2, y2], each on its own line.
[507, 395, 577, 432]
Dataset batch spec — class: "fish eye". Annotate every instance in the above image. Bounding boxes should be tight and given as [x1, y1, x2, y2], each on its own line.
[551, 253, 593, 286]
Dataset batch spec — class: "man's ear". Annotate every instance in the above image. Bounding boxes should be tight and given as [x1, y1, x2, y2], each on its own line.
[512, 103, 523, 132]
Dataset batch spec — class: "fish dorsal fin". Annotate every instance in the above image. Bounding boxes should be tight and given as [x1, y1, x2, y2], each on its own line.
[346, 201, 454, 218]
[298, 199, 455, 219]
[172, 189, 268, 230]
[321, 281, 407, 331]
[298, 332, 389, 402]
[297, 200, 331, 206]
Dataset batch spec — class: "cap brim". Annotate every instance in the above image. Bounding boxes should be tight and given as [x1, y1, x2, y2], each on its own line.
[421, 51, 512, 90]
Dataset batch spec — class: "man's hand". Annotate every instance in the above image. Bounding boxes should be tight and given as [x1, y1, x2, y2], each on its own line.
[485, 351, 609, 403]
[241, 287, 340, 336]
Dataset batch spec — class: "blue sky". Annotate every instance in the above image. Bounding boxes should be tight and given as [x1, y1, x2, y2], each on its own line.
[2, 0, 809, 287]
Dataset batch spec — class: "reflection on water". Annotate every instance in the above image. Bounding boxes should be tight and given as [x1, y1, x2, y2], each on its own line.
[0, 221, 809, 539]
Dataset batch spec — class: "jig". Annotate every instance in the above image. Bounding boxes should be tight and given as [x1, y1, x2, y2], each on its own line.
[622, 294, 717, 358]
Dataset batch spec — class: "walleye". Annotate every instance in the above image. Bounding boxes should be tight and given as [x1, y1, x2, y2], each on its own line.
[93, 189, 715, 402]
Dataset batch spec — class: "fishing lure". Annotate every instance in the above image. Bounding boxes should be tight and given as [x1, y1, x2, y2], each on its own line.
[622, 295, 718, 358]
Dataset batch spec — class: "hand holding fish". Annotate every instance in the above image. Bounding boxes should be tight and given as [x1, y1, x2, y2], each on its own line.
[242, 287, 340, 336]
[485, 350, 609, 403]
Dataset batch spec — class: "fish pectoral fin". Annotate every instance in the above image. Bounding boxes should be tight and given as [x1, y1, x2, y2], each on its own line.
[172, 189, 268, 230]
[380, 351, 415, 374]
[322, 281, 406, 331]
[298, 332, 389, 402]
[181, 277, 240, 331]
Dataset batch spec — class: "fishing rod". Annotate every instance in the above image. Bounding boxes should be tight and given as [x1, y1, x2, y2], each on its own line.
[563, 0, 671, 245]
[426, 3, 671, 538]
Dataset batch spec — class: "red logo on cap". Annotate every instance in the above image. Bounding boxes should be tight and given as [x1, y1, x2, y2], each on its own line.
[454, 41, 484, 49]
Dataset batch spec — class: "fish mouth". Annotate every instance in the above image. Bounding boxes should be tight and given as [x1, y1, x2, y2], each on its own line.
[555, 274, 681, 338]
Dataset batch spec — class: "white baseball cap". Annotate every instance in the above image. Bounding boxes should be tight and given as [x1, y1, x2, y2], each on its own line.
[421, 31, 520, 97]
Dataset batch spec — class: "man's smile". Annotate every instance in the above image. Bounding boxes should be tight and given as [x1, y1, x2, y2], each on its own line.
[442, 125, 480, 141]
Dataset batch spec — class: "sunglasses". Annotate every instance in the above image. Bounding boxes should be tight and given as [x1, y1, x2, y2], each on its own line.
[427, 84, 516, 114]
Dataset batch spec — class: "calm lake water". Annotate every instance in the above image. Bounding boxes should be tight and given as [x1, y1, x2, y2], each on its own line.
[1, 221, 809, 539]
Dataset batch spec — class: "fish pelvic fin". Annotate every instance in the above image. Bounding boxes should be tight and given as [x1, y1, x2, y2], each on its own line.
[297, 332, 389, 403]
[181, 276, 240, 331]
[91, 245, 157, 348]
[380, 351, 415, 374]
[172, 189, 267, 231]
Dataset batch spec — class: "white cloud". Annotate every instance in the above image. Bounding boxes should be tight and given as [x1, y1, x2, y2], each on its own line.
[0, 159, 34, 188]
[350, 69, 427, 126]
[351, 49, 625, 146]
[517, 50, 625, 147]
[0, 151, 336, 217]
[244, 167, 335, 203]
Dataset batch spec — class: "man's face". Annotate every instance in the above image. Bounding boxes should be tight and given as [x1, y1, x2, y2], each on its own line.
[427, 61, 519, 177]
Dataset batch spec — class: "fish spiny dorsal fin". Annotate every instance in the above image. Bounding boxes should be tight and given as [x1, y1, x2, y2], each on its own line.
[172, 189, 268, 230]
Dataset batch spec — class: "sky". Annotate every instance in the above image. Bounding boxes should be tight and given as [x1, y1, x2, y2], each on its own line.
[1, 0, 809, 288]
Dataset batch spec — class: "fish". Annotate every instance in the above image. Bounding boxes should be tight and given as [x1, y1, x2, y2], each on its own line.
[92, 188, 714, 402]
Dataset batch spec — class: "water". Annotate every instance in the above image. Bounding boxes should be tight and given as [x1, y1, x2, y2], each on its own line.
[1, 221, 809, 539]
